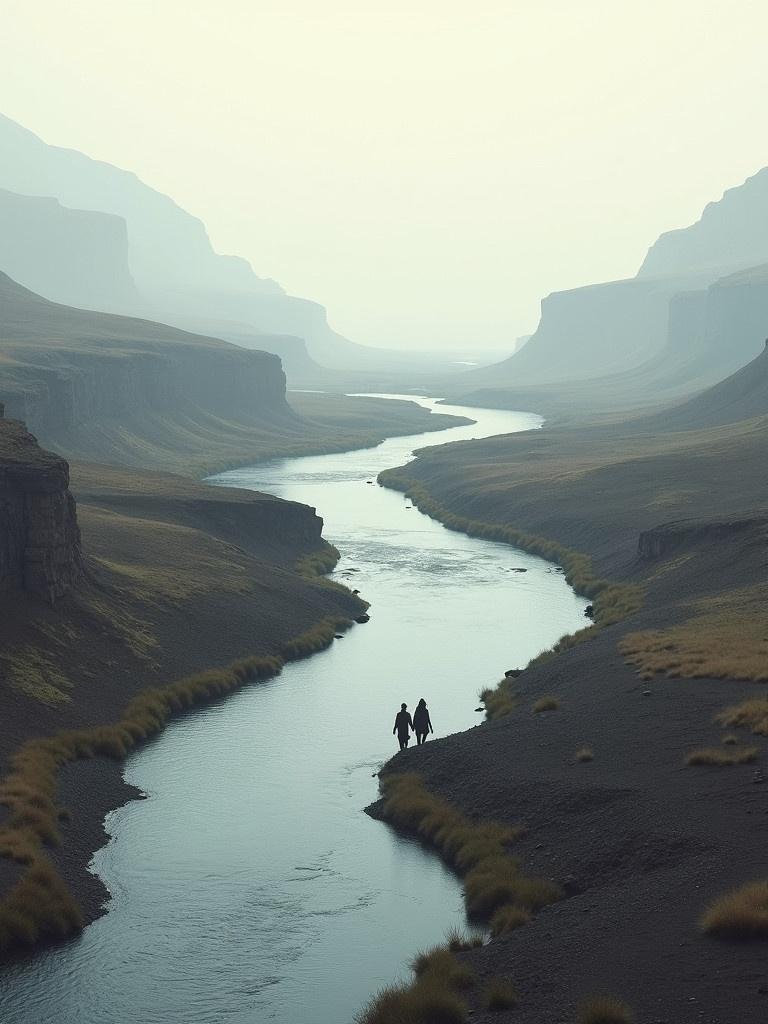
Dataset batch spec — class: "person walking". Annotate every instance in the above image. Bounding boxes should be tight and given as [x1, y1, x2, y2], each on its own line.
[413, 698, 433, 745]
[393, 703, 413, 751]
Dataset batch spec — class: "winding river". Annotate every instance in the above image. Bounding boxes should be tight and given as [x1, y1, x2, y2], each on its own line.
[0, 397, 587, 1024]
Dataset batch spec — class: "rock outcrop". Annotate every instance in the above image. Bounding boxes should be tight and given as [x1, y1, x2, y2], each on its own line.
[0, 409, 82, 603]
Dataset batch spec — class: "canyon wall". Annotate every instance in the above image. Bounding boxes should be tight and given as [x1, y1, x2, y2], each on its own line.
[0, 410, 82, 603]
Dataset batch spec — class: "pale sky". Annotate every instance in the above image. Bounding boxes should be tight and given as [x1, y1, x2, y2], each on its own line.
[2, 1, 768, 351]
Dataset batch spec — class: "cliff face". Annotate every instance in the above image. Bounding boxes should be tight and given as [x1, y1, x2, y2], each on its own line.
[0, 411, 82, 603]
[0, 273, 298, 469]
[0, 188, 139, 313]
[639, 167, 768, 283]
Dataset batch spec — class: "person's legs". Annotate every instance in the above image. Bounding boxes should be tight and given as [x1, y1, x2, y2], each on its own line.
[398, 735, 408, 750]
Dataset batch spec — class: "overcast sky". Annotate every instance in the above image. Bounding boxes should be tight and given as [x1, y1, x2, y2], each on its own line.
[2, 1, 768, 351]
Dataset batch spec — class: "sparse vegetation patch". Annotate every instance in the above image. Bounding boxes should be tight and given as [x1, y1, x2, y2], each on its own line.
[577, 995, 634, 1023]
[685, 746, 758, 766]
[533, 696, 560, 713]
[701, 881, 768, 939]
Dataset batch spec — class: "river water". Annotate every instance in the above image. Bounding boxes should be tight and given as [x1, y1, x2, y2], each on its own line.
[0, 397, 587, 1024]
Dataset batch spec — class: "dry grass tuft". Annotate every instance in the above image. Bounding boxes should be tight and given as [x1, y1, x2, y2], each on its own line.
[701, 881, 768, 939]
[717, 697, 768, 736]
[575, 747, 594, 762]
[577, 995, 634, 1024]
[484, 978, 519, 1011]
[620, 584, 768, 682]
[685, 747, 758, 767]
[533, 697, 560, 713]
[379, 774, 558, 933]
[445, 927, 483, 952]
[357, 944, 472, 1023]
[490, 904, 531, 936]
[721, 734, 738, 745]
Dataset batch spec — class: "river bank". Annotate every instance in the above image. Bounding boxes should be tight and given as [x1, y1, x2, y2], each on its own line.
[367, 409, 768, 1021]
[0, 398, 589, 1023]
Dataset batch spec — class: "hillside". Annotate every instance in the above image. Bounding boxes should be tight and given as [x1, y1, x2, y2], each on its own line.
[631, 341, 768, 432]
[370, 394, 768, 1022]
[0, 273, 467, 474]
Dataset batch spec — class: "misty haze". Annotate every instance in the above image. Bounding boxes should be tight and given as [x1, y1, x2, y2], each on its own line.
[0, 3, 767, 1023]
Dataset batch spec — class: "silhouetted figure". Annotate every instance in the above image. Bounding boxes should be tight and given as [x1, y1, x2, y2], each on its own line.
[413, 698, 433, 745]
[393, 703, 413, 751]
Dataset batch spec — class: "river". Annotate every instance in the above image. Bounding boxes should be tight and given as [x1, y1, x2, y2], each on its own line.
[0, 396, 587, 1024]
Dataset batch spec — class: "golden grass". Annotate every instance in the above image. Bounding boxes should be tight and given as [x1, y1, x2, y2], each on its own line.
[722, 733, 738, 745]
[379, 774, 559, 927]
[717, 697, 768, 736]
[620, 584, 768, 682]
[0, 615, 353, 953]
[577, 996, 634, 1024]
[490, 904, 531, 936]
[533, 697, 560, 713]
[484, 979, 519, 1011]
[700, 881, 768, 939]
[356, 944, 472, 1024]
[445, 927, 484, 952]
[685, 746, 758, 766]
[575, 747, 594, 763]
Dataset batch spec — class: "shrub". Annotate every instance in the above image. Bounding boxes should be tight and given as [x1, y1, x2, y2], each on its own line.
[685, 747, 758, 766]
[490, 904, 531, 936]
[485, 979, 519, 1010]
[577, 995, 634, 1023]
[701, 881, 768, 938]
[380, 774, 559, 927]
[575, 747, 594, 762]
[533, 697, 560, 713]
[717, 697, 768, 735]
[445, 927, 483, 952]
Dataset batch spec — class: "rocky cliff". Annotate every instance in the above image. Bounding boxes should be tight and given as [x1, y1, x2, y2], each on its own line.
[0, 272, 303, 470]
[0, 409, 82, 603]
[0, 188, 139, 312]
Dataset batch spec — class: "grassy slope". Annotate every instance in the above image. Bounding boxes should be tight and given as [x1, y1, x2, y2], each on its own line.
[372, 411, 768, 1022]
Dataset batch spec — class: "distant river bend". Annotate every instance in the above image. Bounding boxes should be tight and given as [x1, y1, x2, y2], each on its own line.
[0, 396, 588, 1024]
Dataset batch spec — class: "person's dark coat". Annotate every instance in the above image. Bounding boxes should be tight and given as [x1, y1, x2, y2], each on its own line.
[394, 709, 413, 738]
[413, 702, 432, 734]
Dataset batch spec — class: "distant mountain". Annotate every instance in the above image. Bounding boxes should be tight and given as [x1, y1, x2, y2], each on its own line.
[460, 168, 768, 396]
[0, 113, 437, 375]
[639, 168, 768, 283]
[0, 187, 138, 312]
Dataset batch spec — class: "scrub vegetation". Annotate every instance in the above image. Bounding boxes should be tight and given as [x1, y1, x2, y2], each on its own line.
[685, 746, 758, 767]
[484, 979, 519, 1010]
[701, 881, 768, 939]
[620, 585, 768, 682]
[577, 996, 634, 1023]
[0, 616, 352, 952]
[533, 696, 560, 713]
[575, 746, 594, 762]
[717, 697, 768, 735]
[378, 774, 560, 923]
[355, 948, 472, 1024]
